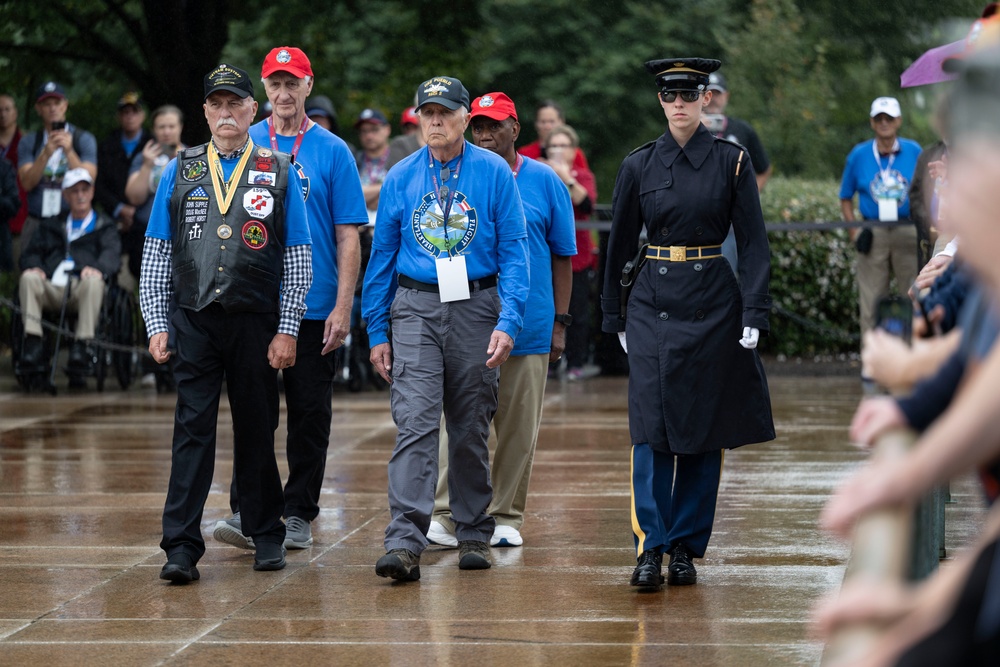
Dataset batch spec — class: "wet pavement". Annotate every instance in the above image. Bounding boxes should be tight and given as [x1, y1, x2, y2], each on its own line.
[0, 360, 987, 666]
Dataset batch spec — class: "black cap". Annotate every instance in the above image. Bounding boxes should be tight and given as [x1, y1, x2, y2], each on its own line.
[117, 91, 143, 110]
[203, 64, 254, 100]
[306, 95, 337, 120]
[415, 76, 471, 112]
[35, 81, 66, 103]
[354, 108, 389, 127]
[707, 72, 727, 92]
[644, 58, 721, 92]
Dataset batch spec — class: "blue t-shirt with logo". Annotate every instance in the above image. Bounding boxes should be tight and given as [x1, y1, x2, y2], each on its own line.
[839, 138, 922, 220]
[145, 148, 311, 248]
[250, 121, 368, 319]
[511, 156, 576, 355]
[362, 141, 529, 346]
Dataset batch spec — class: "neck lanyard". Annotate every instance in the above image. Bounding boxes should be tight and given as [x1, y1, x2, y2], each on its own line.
[511, 154, 524, 179]
[428, 144, 464, 255]
[872, 138, 900, 182]
[268, 115, 309, 163]
[208, 138, 254, 216]
[363, 150, 389, 183]
[65, 210, 94, 244]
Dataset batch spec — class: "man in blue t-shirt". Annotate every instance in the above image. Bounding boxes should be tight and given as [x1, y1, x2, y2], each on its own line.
[140, 64, 313, 583]
[840, 96, 923, 334]
[362, 76, 529, 581]
[428, 92, 576, 549]
[209, 46, 367, 554]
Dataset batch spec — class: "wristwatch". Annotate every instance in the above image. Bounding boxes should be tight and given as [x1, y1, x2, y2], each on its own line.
[554, 313, 573, 326]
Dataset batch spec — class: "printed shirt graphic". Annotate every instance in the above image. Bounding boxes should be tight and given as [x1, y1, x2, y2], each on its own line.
[839, 138, 922, 220]
[362, 142, 530, 347]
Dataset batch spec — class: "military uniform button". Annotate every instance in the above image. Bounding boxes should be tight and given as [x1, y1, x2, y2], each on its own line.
[218, 267, 224, 272]
[215, 288, 221, 294]
[659, 312, 669, 320]
[694, 263, 703, 271]
[696, 309, 705, 319]
[660, 227, 669, 237]
[664, 180, 671, 187]
[695, 225, 703, 235]
[658, 266, 668, 275]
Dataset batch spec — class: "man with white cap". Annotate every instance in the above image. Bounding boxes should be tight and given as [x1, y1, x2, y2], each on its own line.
[840, 96, 923, 336]
[18, 167, 120, 376]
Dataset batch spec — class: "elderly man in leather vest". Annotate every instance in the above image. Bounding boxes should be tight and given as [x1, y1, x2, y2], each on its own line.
[139, 64, 312, 584]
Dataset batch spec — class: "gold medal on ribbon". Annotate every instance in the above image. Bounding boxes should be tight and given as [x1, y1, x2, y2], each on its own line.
[218, 224, 233, 239]
[207, 140, 255, 216]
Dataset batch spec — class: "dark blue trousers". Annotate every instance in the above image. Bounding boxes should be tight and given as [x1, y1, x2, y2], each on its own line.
[630, 443, 723, 558]
[161, 304, 285, 562]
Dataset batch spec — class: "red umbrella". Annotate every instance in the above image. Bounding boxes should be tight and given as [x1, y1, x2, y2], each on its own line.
[900, 40, 963, 88]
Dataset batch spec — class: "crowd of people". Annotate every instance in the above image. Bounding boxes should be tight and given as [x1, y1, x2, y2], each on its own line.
[4, 8, 1000, 660]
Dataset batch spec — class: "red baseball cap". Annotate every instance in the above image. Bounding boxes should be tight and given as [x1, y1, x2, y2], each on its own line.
[400, 107, 418, 126]
[261, 46, 313, 79]
[470, 92, 518, 122]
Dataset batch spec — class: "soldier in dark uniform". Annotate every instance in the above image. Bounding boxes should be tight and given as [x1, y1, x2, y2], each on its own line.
[601, 58, 775, 591]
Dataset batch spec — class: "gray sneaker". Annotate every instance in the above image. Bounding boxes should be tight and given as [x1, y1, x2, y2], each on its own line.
[375, 548, 421, 581]
[458, 540, 492, 570]
[213, 512, 254, 550]
[284, 516, 313, 549]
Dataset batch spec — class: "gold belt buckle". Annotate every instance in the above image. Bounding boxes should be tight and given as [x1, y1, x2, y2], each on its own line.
[669, 246, 686, 262]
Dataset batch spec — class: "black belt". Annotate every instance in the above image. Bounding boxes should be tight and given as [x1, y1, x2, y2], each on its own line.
[646, 244, 723, 262]
[398, 274, 498, 293]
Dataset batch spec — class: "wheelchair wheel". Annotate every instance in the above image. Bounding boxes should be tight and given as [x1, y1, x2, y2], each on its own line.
[93, 284, 138, 391]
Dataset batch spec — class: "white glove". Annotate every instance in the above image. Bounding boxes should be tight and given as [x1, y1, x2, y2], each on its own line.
[739, 326, 759, 350]
[618, 331, 628, 354]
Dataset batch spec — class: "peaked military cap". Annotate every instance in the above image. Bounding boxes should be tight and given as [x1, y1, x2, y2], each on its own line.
[644, 58, 722, 92]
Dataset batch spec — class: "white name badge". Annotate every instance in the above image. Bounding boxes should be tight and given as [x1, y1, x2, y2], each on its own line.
[878, 197, 898, 222]
[435, 254, 470, 303]
[52, 259, 75, 288]
[42, 187, 62, 217]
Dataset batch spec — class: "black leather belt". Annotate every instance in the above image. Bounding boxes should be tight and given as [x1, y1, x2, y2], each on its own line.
[398, 274, 498, 293]
[646, 244, 723, 262]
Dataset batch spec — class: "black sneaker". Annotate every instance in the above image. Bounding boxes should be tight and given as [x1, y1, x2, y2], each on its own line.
[667, 544, 697, 585]
[253, 541, 287, 571]
[630, 549, 664, 590]
[68, 340, 90, 372]
[376, 548, 421, 581]
[458, 540, 492, 570]
[160, 553, 199, 584]
[20, 335, 45, 369]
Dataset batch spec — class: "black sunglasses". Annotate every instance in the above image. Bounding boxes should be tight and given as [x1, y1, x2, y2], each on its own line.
[659, 90, 702, 103]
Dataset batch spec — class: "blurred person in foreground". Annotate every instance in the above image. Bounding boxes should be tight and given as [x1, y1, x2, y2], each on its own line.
[428, 91, 576, 548]
[815, 36, 1000, 667]
[601, 57, 774, 591]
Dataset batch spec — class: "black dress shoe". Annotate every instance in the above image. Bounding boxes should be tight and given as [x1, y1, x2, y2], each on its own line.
[160, 553, 199, 583]
[20, 335, 45, 369]
[630, 549, 664, 590]
[68, 340, 90, 371]
[667, 544, 697, 585]
[253, 541, 287, 571]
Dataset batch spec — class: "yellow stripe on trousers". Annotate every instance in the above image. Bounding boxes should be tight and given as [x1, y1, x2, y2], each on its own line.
[630, 445, 646, 556]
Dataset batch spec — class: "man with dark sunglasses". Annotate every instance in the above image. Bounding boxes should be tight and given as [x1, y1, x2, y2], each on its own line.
[839, 96, 922, 337]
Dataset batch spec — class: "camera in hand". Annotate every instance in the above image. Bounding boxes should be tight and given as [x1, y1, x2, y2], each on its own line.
[51, 121, 66, 131]
[703, 113, 726, 134]
[876, 295, 913, 345]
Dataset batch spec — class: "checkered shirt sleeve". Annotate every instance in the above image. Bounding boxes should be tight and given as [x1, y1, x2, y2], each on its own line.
[138, 237, 173, 336]
[279, 244, 312, 338]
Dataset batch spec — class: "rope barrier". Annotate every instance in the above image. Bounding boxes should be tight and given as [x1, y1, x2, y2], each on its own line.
[0, 294, 147, 356]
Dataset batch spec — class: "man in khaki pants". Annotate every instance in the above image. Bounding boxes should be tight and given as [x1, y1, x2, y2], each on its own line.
[839, 96, 923, 335]
[427, 92, 577, 548]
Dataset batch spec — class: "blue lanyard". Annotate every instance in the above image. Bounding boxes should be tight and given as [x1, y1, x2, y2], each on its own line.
[427, 145, 464, 255]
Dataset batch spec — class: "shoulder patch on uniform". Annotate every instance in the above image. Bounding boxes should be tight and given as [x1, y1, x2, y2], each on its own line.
[182, 144, 208, 158]
[714, 135, 746, 151]
[626, 140, 657, 157]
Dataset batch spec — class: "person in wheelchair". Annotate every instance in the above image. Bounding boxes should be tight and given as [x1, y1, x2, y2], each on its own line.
[18, 167, 121, 374]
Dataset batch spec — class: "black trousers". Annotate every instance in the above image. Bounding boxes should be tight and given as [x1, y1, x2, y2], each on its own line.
[160, 304, 285, 561]
[229, 318, 335, 521]
[565, 269, 593, 369]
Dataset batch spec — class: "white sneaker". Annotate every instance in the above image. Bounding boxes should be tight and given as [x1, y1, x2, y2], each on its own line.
[491, 524, 523, 547]
[426, 520, 458, 547]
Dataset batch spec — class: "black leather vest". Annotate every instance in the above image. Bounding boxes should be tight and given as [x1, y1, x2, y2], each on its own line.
[170, 142, 289, 313]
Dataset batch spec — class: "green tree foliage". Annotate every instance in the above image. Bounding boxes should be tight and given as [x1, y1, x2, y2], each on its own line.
[0, 0, 237, 145]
